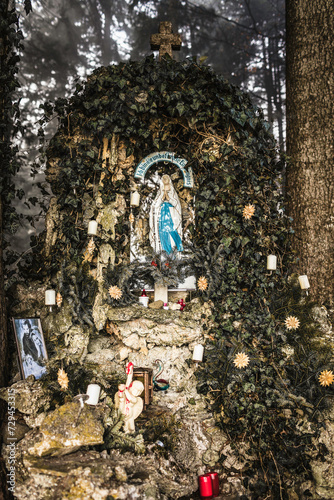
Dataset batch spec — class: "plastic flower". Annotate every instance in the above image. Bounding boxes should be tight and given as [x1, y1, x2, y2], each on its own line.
[319, 370, 334, 387]
[56, 292, 63, 307]
[82, 237, 95, 263]
[108, 285, 122, 300]
[197, 276, 208, 291]
[285, 316, 300, 330]
[57, 368, 69, 390]
[233, 352, 250, 369]
[242, 204, 255, 220]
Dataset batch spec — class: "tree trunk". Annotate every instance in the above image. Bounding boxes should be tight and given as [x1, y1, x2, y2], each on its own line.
[286, 1, 334, 306]
[0, 2, 13, 498]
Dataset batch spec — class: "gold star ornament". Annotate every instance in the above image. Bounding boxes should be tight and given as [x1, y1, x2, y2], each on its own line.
[108, 285, 122, 300]
[233, 352, 250, 369]
[319, 370, 334, 387]
[242, 204, 255, 220]
[285, 316, 300, 330]
[197, 276, 208, 291]
[57, 368, 69, 390]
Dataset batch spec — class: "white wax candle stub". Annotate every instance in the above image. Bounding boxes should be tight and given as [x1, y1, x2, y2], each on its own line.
[130, 191, 140, 207]
[298, 275, 310, 289]
[139, 296, 149, 307]
[45, 289, 56, 305]
[267, 255, 277, 270]
[192, 344, 204, 362]
[88, 220, 98, 235]
[86, 384, 101, 405]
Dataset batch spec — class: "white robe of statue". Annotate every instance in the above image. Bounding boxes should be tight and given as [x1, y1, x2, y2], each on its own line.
[149, 174, 183, 255]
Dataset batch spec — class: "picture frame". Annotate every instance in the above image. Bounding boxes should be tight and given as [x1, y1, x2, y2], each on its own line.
[12, 318, 48, 380]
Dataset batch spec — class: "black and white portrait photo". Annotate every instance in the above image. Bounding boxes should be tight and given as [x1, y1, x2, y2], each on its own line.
[12, 318, 48, 379]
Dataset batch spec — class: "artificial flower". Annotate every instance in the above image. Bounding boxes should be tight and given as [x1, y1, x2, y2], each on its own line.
[108, 285, 122, 300]
[242, 204, 255, 220]
[285, 316, 300, 330]
[197, 276, 208, 291]
[56, 292, 63, 307]
[319, 370, 334, 387]
[82, 237, 95, 263]
[233, 352, 250, 369]
[57, 368, 69, 390]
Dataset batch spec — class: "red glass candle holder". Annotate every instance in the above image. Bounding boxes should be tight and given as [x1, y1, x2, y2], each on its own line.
[205, 472, 219, 497]
[198, 474, 213, 499]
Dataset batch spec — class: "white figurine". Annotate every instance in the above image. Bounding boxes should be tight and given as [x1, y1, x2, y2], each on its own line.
[115, 362, 144, 434]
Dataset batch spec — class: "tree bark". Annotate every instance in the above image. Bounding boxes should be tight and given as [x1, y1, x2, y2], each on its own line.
[0, 2, 13, 498]
[286, 1, 334, 306]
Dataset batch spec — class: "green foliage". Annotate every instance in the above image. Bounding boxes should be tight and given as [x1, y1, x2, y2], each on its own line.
[104, 402, 146, 454]
[0, 3, 26, 239]
[24, 56, 334, 496]
[142, 413, 181, 458]
[56, 260, 97, 327]
[104, 248, 193, 307]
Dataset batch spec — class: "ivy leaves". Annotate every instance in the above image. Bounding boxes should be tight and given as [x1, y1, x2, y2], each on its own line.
[28, 53, 331, 494]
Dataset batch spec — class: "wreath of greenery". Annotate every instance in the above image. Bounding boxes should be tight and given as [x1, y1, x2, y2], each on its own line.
[22, 55, 334, 497]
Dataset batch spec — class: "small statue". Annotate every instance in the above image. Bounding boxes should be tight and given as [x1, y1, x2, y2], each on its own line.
[114, 362, 144, 434]
[149, 174, 183, 255]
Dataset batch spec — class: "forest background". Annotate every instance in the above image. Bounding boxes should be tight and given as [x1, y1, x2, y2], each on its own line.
[0, 2, 333, 497]
[10, 0, 286, 250]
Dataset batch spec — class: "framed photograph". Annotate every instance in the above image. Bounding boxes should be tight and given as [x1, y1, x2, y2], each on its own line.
[12, 318, 48, 380]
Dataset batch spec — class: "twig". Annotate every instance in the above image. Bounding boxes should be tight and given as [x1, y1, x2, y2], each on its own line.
[269, 450, 283, 500]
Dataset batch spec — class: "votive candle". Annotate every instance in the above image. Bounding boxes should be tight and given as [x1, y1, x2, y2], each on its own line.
[267, 254, 277, 270]
[298, 275, 310, 290]
[88, 220, 98, 235]
[130, 190, 140, 207]
[193, 344, 204, 362]
[86, 384, 101, 405]
[205, 472, 219, 497]
[45, 289, 56, 306]
[198, 474, 213, 499]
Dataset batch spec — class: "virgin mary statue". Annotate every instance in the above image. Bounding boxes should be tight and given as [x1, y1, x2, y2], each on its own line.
[149, 174, 183, 255]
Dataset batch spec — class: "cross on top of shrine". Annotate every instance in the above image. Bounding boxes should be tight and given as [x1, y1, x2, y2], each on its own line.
[150, 21, 182, 61]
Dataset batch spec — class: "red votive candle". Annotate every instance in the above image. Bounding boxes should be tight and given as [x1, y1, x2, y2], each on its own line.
[198, 474, 213, 499]
[206, 472, 219, 497]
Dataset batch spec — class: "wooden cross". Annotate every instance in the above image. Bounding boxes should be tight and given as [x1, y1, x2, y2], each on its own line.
[150, 22, 182, 61]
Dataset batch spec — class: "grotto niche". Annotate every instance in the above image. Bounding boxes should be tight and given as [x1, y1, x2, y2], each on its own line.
[5, 27, 332, 500]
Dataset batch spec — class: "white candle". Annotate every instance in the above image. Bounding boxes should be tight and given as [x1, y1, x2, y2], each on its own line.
[267, 255, 277, 270]
[192, 344, 204, 362]
[88, 220, 98, 235]
[139, 296, 149, 307]
[130, 190, 140, 207]
[45, 289, 56, 305]
[298, 275, 310, 290]
[86, 384, 101, 405]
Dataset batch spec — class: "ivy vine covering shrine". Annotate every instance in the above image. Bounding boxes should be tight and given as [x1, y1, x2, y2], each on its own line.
[5, 21, 329, 500]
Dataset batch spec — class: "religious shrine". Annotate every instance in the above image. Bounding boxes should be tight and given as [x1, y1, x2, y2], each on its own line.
[2, 21, 334, 500]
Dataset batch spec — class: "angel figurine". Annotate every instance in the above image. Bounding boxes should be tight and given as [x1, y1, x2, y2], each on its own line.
[114, 362, 144, 434]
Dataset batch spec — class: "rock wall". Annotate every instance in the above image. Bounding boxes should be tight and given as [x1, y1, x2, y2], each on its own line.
[3, 283, 237, 499]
